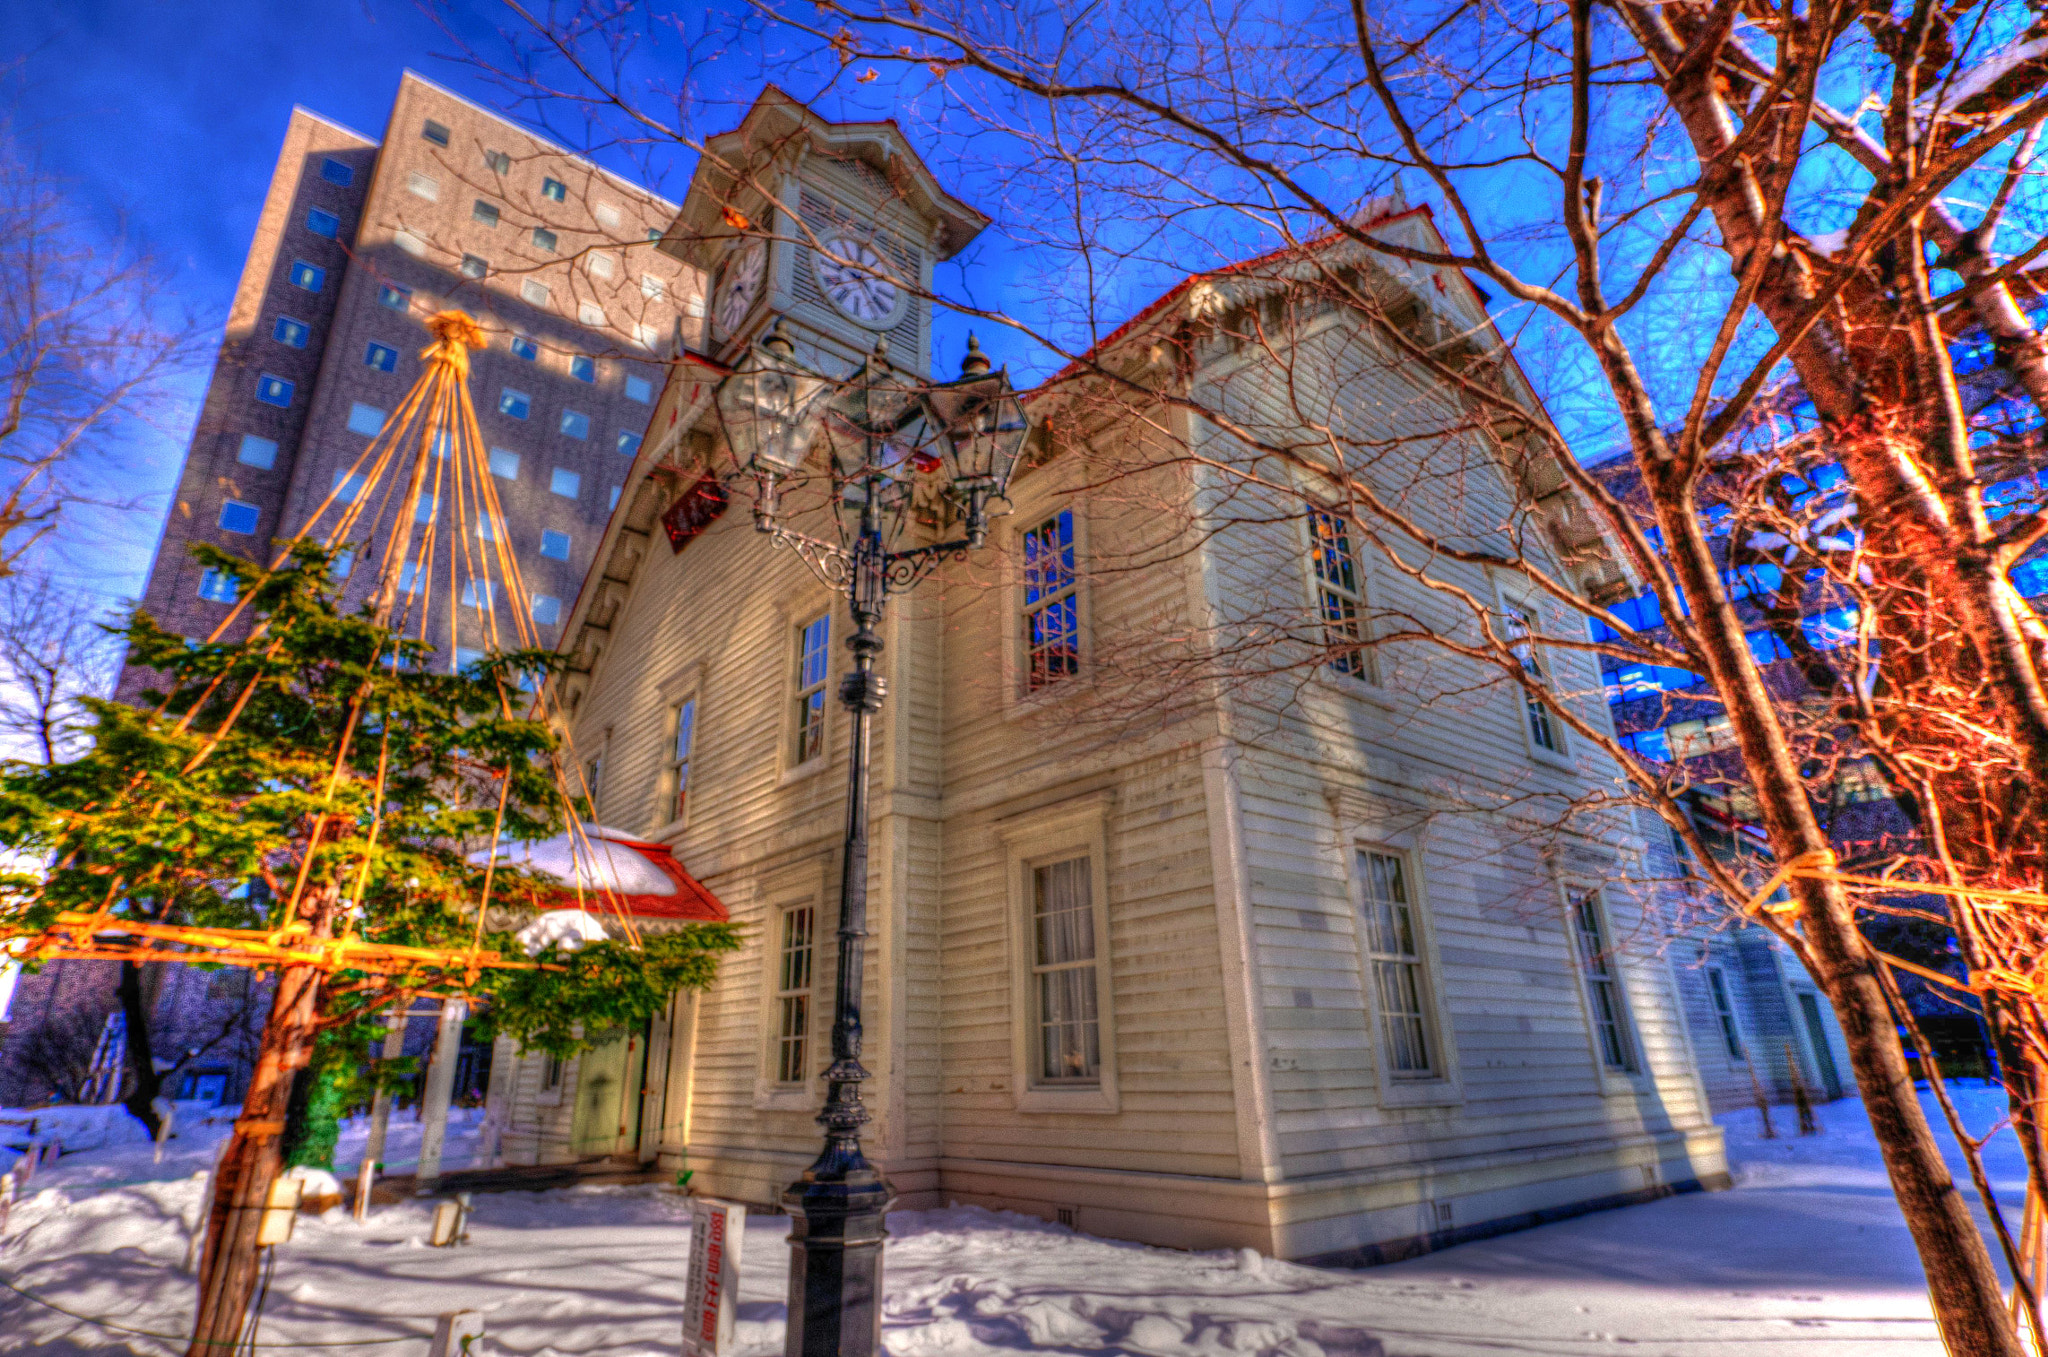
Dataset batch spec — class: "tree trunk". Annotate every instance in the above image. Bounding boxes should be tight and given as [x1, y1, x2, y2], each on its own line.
[116, 960, 163, 1140]
[186, 959, 319, 1357]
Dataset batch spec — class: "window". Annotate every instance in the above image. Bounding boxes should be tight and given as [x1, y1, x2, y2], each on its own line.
[364, 342, 398, 373]
[521, 279, 550, 308]
[421, 119, 450, 147]
[1358, 850, 1433, 1076]
[596, 202, 621, 228]
[454, 647, 484, 672]
[398, 561, 424, 596]
[541, 177, 566, 202]
[288, 260, 324, 292]
[624, 375, 653, 404]
[609, 485, 622, 510]
[415, 492, 437, 525]
[511, 334, 538, 362]
[773, 905, 814, 1085]
[320, 157, 353, 185]
[578, 301, 607, 327]
[532, 227, 558, 253]
[499, 388, 531, 420]
[794, 614, 830, 763]
[634, 323, 660, 349]
[461, 579, 497, 610]
[1031, 857, 1101, 1084]
[407, 172, 439, 202]
[550, 468, 582, 499]
[476, 514, 501, 542]
[531, 594, 561, 626]
[198, 568, 239, 602]
[539, 529, 571, 561]
[305, 207, 340, 239]
[332, 470, 366, 503]
[1503, 603, 1561, 753]
[560, 409, 590, 440]
[588, 252, 615, 279]
[1706, 967, 1746, 1062]
[256, 374, 293, 408]
[379, 284, 412, 312]
[570, 355, 596, 383]
[1571, 890, 1635, 1072]
[217, 500, 260, 535]
[642, 273, 667, 301]
[472, 199, 500, 228]
[483, 149, 511, 176]
[1022, 509, 1080, 691]
[330, 549, 354, 581]
[272, 316, 309, 348]
[488, 448, 521, 480]
[1309, 509, 1372, 680]
[237, 435, 278, 469]
[346, 402, 386, 436]
[668, 697, 697, 821]
[394, 230, 426, 258]
[1834, 756, 1890, 806]
[1667, 714, 1736, 760]
[617, 429, 642, 457]
[460, 254, 488, 279]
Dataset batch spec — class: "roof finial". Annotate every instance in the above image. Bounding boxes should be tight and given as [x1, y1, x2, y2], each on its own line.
[762, 316, 795, 357]
[960, 332, 990, 376]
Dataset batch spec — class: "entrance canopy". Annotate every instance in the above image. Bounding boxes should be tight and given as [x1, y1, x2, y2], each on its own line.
[476, 825, 727, 922]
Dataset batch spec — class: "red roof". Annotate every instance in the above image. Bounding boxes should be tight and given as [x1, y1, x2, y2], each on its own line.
[518, 833, 728, 923]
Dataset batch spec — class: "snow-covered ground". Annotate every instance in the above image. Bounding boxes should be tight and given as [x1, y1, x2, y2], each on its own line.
[0, 1086, 2024, 1355]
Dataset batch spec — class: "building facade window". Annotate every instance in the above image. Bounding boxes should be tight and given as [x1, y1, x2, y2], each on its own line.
[421, 119, 450, 147]
[288, 260, 324, 292]
[483, 149, 511, 176]
[1022, 508, 1080, 692]
[1706, 967, 1746, 1061]
[333, 470, 367, 503]
[560, 409, 590, 440]
[1358, 849, 1433, 1076]
[407, 172, 439, 201]
[473, 199, 500, 228]
[305, 207, 340, 239]
[668, 697, 696, 822]
[1309, 508, 1372, 681]
[1031, 856, 1101, 1084]
[379, 284, 411, 312]
[346, 402, 386, 436]
[461, 580, 497, 610]
[237, 435, 278, 469]
[218, 500, 260, 535]
[793, 614, 830, 764]
[617, 429, 642, 457]
[320, 157, 352, 185]
[499, 388, 531, 419]
[272, 316, 309, 348]
[255, 374, 293, 408]
[460, 254, 488, 279]
[541, 177, 567, 202]
[521, 279, 550, 307]
[488, 448, 521, 479]
[511, 334, 538, 361]
[394, 230, 426, 258]
[642, 273, 667, 301]
[1504, 602, 1561, 753]
[364, 342, 398, 373]
[532, 227, 558, 253]
[588, 251, 616, 279]
[773, 905, 815, 1085]
[549, 468, 581, 499]
[1570, 889, 1636, 1072]
[197, 568, 239, 603]
[531, 594, 561, 626]
[624, 375, 653, 403]
[578, 301, 607, 327]
[570, 354, 596, 383]
[539, 529, 571, 560]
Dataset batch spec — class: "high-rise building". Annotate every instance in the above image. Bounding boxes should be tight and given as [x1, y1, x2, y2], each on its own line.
[120, 72, 701, 695]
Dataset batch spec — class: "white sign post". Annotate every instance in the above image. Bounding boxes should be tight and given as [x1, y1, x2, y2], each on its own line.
[681, 1198, 746, 1357]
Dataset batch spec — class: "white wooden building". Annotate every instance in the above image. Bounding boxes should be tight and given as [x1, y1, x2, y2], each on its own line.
[483, 89, 1731, 1264]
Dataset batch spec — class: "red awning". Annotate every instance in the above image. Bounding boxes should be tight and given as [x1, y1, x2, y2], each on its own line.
[482, 826, 728, 922]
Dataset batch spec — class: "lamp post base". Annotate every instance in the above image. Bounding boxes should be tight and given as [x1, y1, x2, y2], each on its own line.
[782, 1167, 894, 1357]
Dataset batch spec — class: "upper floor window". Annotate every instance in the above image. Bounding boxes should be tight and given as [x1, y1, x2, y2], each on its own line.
[379, 284, 412, 312]
[347, 403, 386, 436]
[560, 409, 590, 440]
[549, 468, 582, 499]
[305, 207, 340, 239]
[578, 301, 606, 328]
[521, 279, 550, 308]
[1706, 967, 1746, 1062]
[288, 260, 324, 292]
[595, 202, 621, 229]
[473, 199, 501, 228]
[236, 435, 278, 470]
[407, 172, 439, 202]
[1358, 850, 1434, 1077]
[483, 149, 511, 176]
[794, 614, 830, 764]
[499, 388, 531, 420]
[642, 273, 667, 301]
[668, 697, 696, 822]
[461, 579, 497, 611]
[1031, 856, 1101, 1084]
[255, 374, 293, 408]
[218, 500, 260, 536]
[421, 119, 450, 147]
[541, 177, 567, 202]
[320, 157, 353, 186]
[539, 529, 571, 561]
[624, 375, 653, 404]
[588, 251, 616, 279]
[198, 568, 240, 603]
[1309, 509, 1373, 681]
[617, 429, 642, 457]
[272, 316, 310, 349]
[1503, 602, 1561, 753]
[511, 334, 539, 362]
[1570, 889, 1636, 1072]
[394, 230, 426, 258]
[531, 594, 561, 626]
[532, 227, 558, 253]
[570, 355, 596, 383]
[364, 342, 398, 373]
[489, 448, 521, 479]
[460, 254, 488, 280]
[1022, 509, 1080, 692]
[332, 470, 367, 504]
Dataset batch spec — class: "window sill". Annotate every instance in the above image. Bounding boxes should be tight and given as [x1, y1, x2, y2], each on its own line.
[779, 756, 829, 787]
[1015, 1083, 1119, 1115]
[1380, 1077, 1463, 1109]
[1314, 668, 1397, 710]
[1527, 743, 1577, 773]
[1002, 675, 1089, 723]
[753, 1084, 820, 1113]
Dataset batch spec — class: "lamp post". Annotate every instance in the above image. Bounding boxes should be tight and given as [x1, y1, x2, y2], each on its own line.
[715, 320, 1030, 1357]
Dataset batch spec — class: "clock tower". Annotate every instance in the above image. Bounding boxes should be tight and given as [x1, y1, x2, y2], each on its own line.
[664, 89, 989, 380]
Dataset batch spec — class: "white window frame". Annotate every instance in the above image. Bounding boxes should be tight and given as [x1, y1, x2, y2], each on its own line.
[662, 695, 697, 831]
[1564, 884, 1644, 1084]
[787, 611, 831, 775]
[1335, 823, 1462, 1107]
[1704, 965, 1748, 1064]
[769, 903, 816, 1088]
[753, 857, 830, 1112]
[999, 793, 1119, 1114]
[1497, 584, 1574, 768]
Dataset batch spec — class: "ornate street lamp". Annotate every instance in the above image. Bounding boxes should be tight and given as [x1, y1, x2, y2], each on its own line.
[714, 321, 1031, 1357]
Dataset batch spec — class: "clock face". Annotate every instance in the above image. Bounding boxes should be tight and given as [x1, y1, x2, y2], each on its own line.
[815, 236, 902, 328]
[714, 241, 765, 339]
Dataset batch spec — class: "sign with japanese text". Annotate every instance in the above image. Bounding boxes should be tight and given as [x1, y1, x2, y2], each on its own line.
[681, 1197, 746, 1357]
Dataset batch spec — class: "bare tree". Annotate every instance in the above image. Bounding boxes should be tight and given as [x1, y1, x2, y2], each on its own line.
[0, 572, 116, 764]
